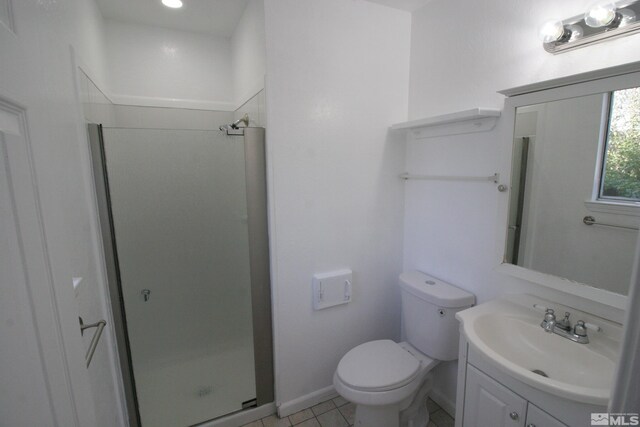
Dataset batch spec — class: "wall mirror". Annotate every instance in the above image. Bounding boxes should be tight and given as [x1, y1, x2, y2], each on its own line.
[498, 65, 640, 309]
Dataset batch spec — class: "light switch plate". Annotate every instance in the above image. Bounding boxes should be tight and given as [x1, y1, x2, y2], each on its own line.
[312, 269, 352, 310]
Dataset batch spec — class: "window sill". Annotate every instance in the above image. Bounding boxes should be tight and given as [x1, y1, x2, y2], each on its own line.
[584, 200, 640, 217]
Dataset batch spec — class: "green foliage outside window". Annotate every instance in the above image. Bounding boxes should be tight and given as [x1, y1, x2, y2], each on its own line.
[601, 87, 640, 201]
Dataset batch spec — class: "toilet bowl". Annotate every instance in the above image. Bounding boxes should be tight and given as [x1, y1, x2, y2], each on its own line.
[334, 340, 438, 427]
[333, 271, 474, 427]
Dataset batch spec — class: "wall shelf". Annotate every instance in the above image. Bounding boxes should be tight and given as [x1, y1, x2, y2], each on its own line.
[390, 108, 501, 138]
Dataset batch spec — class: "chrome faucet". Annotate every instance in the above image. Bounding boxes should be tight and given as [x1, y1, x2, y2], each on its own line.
[541, 308, 556, 332]
[538, 307, 596, 344]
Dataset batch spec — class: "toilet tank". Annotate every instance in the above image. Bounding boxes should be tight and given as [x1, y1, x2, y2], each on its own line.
[399, 271, 475, 361]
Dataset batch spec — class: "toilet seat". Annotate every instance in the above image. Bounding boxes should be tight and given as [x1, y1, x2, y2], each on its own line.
[336, 340, 421, 392]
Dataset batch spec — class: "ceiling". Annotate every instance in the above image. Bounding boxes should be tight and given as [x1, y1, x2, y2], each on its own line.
[95, 0, 250, 37]
[363, 0, 433, 12]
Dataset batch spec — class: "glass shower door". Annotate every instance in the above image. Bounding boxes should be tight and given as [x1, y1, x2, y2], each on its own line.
[102, 128, 256, 427]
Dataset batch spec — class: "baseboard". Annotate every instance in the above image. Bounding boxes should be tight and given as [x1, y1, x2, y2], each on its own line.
[277, 385, 338, 417]
[198, 403, 276, 427]
[430, 388, 456, 418]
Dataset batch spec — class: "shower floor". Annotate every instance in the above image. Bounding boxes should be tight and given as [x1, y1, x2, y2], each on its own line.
[134, 343, 256, 427]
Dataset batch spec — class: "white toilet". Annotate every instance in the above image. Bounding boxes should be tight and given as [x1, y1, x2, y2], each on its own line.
[333, 271, 474, 427]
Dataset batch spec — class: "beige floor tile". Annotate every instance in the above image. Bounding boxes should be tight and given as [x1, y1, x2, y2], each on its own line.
[426, 398, 441, 414]
[316, 409, 348, 427]
[293, 418, 321, 427]
[241, 420, 264, 427]
[262, 413, 292, 427]
[289, 408, 314, 425]
[311, 400, 336, 416]
[337, 402, 355, 425]
[431, 409, 455, 427]
[332, 396, 348, 407]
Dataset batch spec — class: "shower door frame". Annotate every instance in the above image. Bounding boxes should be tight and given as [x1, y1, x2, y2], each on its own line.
[87, 124, 274, 426]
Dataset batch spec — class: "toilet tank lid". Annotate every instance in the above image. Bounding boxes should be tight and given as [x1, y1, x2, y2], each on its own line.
[399, 271, 475, 308]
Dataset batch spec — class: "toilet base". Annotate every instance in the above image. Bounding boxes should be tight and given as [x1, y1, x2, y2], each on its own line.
[354, 404, 401, 427]
[352, 374, 433, 427]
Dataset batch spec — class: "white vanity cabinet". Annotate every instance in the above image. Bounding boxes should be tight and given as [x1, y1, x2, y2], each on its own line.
[525, 404, 568, 427]
[463, 365, 567, 427]
[463, 365, 528, 427]
[455, 334, 606, 427]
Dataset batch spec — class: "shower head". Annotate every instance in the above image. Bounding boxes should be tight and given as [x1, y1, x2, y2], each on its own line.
[219, 113, 250, 131]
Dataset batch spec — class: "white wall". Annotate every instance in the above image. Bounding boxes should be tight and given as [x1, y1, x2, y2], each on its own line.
[231, 0, 267, 107]
[263, 0, 411, 410]
[406, 0, 640, 412]
[105, 19, 234, 110]
[73, 0, 110, 90]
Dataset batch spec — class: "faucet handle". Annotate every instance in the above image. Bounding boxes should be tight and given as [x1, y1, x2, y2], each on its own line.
[574, 320, 587, 337]
[544, 308, 555, 319]
[576, 320, 602, 335]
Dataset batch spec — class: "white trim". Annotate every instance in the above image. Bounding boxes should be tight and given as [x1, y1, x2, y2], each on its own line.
[585, 200, 640, 217]
[109, 93, 235, 112]
[276, 385, 338, 418]
[499, 60, 640, 97]
[198, 403, 276, 427]
[609, 234, 640, 412]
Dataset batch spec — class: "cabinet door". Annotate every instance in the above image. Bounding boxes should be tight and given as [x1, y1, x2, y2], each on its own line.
[525, 404, 567, 427]
[463, 365, 527, 427]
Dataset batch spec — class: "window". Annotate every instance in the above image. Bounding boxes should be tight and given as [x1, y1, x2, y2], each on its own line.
[599, 87, 640, 202]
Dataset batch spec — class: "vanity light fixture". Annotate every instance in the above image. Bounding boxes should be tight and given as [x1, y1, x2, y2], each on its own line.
[162, 0, 183, 9]
[541, 0, 640, 53]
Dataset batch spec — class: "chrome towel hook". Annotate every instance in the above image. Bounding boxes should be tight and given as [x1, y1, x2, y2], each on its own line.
[79, 317, 107, 368]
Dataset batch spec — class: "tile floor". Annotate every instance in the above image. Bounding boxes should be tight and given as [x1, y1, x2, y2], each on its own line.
[241, 396, 455, 427]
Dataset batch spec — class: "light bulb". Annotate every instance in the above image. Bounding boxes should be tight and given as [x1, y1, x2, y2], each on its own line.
[539, 20, 566, 43]
[162, 0, 183, 8]
[618, 8, 637, 27]
[585, 2, 618, 27]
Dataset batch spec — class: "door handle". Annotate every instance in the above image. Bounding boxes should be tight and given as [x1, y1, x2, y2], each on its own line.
[141, 289, 151, 302]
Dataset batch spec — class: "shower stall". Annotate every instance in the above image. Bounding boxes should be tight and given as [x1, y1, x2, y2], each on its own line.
[88, 122, 272, 427]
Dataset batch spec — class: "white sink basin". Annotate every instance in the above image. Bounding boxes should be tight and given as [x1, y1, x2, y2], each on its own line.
[457, 296, 622, 406]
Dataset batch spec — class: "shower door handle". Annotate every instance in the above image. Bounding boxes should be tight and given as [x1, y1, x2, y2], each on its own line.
[141, 289, 151, 302]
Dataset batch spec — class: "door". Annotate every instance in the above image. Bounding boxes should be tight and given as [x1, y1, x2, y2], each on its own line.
[463, 365, 527, 427]
[99, 126, 265, 427]
[0, 2, 95, 425]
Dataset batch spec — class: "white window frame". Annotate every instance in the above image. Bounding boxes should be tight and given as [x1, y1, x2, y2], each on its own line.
[586, 90, 640, 216]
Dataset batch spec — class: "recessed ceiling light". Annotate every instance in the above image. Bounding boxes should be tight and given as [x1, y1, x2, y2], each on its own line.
[162, 0, 183, 9]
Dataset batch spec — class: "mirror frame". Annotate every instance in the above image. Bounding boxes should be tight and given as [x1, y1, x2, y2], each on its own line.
[496, 62, 640, 310]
